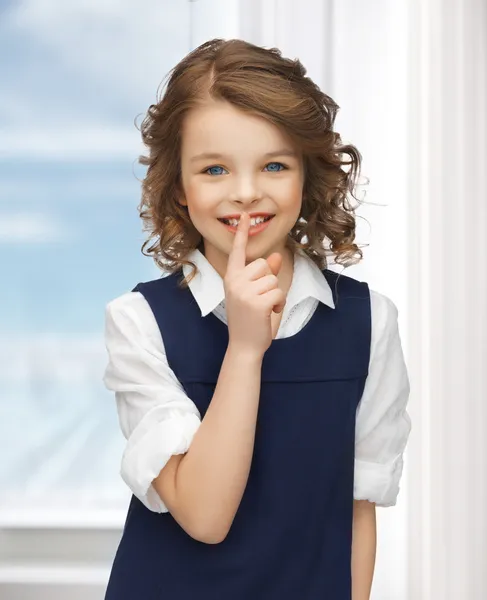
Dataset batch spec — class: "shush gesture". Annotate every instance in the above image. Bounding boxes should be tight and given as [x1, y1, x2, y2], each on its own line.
[223, 212, 287, 357]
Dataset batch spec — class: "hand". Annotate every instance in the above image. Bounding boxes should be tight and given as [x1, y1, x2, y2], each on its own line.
[223, 212, 287, 357]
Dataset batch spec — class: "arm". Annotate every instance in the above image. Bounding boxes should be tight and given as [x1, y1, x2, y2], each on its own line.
[103, 294, 263, 545]
[160, 214, 285, 544]
[106, 216, 284, 545]
[350, 292, 411, 594]
[354, 291, 412, 507]
[154, 345, 263, 544]
[351, 499, 377, 600]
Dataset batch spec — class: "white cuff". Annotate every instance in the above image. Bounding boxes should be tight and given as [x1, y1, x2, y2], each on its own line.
[120, 412, 201, 513]
[353, 454, 405, 507]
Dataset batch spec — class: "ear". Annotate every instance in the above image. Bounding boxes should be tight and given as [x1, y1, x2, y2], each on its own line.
[178, 195, 188, 207]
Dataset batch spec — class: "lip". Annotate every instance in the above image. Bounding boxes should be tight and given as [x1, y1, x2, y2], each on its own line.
[218, 212, 275, 220]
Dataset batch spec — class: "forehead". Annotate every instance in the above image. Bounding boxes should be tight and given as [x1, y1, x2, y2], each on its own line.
[180, 100, 296, 157]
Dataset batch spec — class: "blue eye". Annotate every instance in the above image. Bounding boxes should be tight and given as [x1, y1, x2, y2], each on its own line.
[265, 162, 286, 172]
[204, 162, 286, 175]
[205, 166, 227, 176]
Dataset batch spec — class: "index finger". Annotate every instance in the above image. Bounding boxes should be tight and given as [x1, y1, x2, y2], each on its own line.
[226, 212, 250, 274]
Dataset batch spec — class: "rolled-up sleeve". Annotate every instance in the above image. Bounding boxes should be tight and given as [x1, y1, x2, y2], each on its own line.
[103, 291, 202, 513]
[354, 291, 412, 507]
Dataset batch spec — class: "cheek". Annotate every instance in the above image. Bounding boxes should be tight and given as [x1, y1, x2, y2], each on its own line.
[183, 179, 199, 203]
[184, 179, 218, 210]
[183, 183, 217, 230]
[278, 177, 304, 210]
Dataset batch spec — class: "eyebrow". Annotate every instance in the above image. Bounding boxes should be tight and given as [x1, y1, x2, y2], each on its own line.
[189, 149, 299, 163]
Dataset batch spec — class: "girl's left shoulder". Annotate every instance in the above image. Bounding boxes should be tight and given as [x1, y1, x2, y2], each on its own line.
[367, 288, 403, 337]
[369, 288, 399, 316]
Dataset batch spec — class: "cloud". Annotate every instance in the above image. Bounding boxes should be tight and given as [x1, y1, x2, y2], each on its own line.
[0, 127, 143, 160]
[0, 333, 106, 384]
[0, 174, 140, 204]
[0, 212, 70, 243]
[0, 0, 190, 157]
[1, 0, 190, 125]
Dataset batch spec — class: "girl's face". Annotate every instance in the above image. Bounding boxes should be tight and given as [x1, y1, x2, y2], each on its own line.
[179, 100, 304, 275]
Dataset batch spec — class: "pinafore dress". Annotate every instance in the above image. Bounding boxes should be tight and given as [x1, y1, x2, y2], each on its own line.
[104, 267, 371, 600]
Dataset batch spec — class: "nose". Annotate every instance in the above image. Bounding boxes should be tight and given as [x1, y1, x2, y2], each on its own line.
[231, 175, 263, 207]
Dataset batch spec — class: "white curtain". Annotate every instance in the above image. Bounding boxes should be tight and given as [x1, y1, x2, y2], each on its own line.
[407, 0, 487, 598]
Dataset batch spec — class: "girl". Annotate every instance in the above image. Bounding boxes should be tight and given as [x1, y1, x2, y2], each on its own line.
[103, 38, 411, 600]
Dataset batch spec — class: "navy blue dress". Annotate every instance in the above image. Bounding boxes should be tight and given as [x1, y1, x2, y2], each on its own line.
[105, 267, 371, 600]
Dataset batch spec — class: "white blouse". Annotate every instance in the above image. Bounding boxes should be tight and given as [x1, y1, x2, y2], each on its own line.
[103, 248, 412, 513]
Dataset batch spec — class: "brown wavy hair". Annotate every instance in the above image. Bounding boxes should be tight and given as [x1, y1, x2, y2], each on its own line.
[137, 38, 365, 287]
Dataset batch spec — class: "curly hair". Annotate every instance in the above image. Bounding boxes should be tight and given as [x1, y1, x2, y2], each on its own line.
[137, 38, 365, 287]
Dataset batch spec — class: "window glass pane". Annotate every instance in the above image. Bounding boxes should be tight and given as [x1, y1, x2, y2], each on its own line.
[0, 0, 190, 523]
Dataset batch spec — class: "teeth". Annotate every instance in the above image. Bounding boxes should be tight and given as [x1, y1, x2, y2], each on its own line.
[222, 216, 270, 227]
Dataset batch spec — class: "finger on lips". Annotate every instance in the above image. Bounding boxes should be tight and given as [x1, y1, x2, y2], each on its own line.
[227, 212, 249, 274]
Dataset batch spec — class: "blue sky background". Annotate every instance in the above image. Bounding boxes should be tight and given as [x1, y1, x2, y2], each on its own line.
[1, 158, 153, 334]
[0, 0, 192, 517]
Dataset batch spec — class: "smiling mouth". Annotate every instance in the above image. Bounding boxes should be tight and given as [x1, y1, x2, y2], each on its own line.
[218, 215, 275, 227]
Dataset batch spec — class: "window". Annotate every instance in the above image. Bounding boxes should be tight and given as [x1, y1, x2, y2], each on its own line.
[0, 2, 194, 596]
